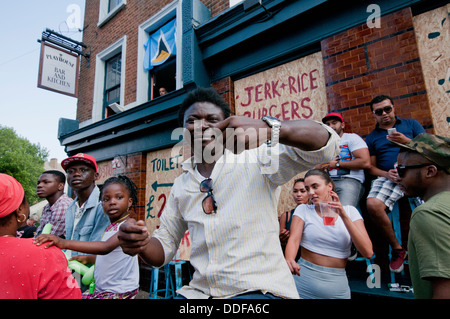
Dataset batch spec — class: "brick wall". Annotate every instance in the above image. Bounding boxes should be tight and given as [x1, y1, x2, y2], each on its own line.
[321, 8, 433, 137]
[201, 0, 229, 18]
[77, 0, 99, 122]
[212, 77, 235, 113]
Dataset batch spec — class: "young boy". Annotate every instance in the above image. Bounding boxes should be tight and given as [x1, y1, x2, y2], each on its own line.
[35, 170, 73, 237]
[61, 153, 109, 253]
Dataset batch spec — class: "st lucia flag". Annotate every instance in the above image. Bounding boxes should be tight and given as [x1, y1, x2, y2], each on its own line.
[144, 19, 176, 71]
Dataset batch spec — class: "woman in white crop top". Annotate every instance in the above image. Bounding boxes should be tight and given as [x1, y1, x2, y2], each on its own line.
[285, 169, 373, 299]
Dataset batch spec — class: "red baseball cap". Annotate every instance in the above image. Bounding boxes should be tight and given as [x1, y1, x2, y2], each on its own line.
[61, 153, 98, 172]
[322, 112, 344, 123]
[0, 173, 25, 218]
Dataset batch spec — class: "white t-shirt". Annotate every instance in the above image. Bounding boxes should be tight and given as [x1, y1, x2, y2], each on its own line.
[329, 133, 368, 183]
[293, 204, 362, 259]
[94, 220, 139, 293]
[72, 201, 86, 236]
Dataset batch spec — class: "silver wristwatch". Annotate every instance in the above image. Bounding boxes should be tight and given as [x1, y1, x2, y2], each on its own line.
[262, 116, 281, 146]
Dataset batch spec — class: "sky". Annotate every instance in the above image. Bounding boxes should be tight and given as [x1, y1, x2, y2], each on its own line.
[0, 1, 85, 163]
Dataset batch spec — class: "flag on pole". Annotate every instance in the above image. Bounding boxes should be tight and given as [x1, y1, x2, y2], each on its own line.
[144, 19, 177, 71]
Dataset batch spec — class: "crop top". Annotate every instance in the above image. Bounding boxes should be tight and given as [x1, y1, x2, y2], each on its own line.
[293, 204, 362, 259]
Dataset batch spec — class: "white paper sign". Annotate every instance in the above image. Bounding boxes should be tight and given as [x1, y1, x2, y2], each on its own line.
[38, 42, 79, 97]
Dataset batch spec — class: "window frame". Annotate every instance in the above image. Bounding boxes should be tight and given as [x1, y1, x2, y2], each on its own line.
[98, 0, 127, 28]
[108, 0, 122, 12]
[103, 53, 122, 118]
[89, 36, 126, 125]
[136, 1, 182, 105]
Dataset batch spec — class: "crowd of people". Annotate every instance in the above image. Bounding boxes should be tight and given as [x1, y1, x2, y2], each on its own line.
[0, 88, 449, 300]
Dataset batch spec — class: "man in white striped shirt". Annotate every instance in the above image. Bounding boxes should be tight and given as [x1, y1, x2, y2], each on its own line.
[118, 88, 340, 299]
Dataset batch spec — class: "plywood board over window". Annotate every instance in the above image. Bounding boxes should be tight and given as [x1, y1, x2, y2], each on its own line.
[414, 4, 450, 137]
[234, 51, 328, 122]
[145, 147, 191, 260]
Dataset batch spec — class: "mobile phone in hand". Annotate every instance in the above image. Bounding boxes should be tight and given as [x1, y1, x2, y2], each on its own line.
[388, 128, 397, 135]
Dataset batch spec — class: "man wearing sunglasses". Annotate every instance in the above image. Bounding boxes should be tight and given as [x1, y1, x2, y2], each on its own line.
[365, 95, 425, 273]
[394, 133, 450, 298]
[118, 87, 340, 299]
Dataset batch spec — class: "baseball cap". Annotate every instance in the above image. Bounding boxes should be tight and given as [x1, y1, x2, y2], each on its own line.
[61, 153, 98, 172]
[322, 112, 344, 123]
[395, 133, 450, 174]
[0, 173, 25, 218]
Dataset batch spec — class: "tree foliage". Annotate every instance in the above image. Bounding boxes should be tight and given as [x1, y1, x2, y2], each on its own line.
[0, 125, 49, 205]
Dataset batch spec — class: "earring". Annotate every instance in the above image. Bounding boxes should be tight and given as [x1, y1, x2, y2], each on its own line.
[17, 214, 27, 223]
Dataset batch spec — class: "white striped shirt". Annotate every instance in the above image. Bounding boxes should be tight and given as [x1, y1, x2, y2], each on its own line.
[153, 123, 340, 298]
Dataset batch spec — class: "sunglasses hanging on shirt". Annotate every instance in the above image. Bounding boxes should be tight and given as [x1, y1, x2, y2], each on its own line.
[200, 178, 218, 214]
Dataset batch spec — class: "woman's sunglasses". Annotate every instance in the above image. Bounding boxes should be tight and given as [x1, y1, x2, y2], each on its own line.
[200, 178, 217, 214]
[373, 105, 393, 116]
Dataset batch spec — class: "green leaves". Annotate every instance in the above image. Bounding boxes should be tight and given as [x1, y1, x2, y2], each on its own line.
[0, 125, 49, 205]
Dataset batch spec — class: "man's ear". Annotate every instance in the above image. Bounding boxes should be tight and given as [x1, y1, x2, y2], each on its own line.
[425, 165, 439, 178]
